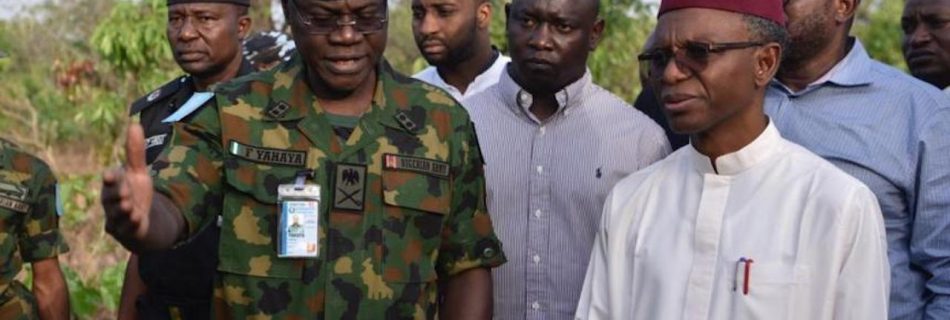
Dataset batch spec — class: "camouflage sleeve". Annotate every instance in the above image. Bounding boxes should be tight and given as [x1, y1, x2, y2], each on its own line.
[151, 101, 225, 239]
[436, 119, 506, 277]
[19, 159, 68, 262]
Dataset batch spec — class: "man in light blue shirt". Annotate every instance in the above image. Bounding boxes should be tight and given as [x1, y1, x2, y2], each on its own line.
[768, 1, 950, 318]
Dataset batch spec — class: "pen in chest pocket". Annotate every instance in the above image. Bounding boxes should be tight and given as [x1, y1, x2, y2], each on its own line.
[734, 257, 754, 295]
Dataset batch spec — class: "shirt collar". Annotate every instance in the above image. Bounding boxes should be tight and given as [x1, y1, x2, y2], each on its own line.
[943, 86, 950, 95]
[772, 38, 874, 94]
[686, 120, 784, 176]
[498, 66, 592, 123]
[430, 51, 509, 97]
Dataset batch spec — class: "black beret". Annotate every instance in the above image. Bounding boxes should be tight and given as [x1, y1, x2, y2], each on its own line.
[167, 0, 250, 6]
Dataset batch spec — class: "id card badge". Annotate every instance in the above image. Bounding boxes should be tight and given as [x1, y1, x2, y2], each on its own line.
[277, 172, 321, 258]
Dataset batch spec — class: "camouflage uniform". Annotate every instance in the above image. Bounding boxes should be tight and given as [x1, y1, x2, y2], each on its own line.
[0, 140, 68, 319]
[151, 55, 506, 319]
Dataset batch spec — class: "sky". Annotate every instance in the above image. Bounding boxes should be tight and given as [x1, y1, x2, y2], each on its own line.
[1, 0, 44, 20]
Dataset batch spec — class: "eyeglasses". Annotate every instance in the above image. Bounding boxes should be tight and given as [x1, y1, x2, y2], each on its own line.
[638, 41, 765, 79]
[288, 0, 388, 35]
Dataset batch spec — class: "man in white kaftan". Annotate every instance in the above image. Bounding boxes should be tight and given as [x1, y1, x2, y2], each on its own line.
[575, 122, 890, 319]
[575, 0, 890, 319]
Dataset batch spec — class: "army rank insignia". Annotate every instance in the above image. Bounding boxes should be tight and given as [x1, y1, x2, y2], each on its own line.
[333, 163, 367, 212]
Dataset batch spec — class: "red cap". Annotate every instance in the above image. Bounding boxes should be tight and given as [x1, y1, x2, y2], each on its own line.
[658, 0, 787, 26]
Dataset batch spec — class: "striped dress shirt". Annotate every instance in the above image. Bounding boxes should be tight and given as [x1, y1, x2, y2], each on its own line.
[464, 67, 670, 319]
[766, 40, 950, 320]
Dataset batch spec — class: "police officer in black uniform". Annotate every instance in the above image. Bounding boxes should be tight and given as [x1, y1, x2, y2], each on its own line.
[118, 0, 253, 318]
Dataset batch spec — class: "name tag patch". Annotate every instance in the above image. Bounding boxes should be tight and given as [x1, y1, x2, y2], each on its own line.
[229, 140, 307, 167]
[383, 154, 449, 178]
[333, 163, 367, 212]
[0, 195, 29, 213]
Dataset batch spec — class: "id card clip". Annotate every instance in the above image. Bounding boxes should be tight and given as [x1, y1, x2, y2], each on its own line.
[277, 169, 320, 258]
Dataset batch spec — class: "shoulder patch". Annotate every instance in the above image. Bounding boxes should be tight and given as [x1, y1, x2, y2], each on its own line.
[130, 76, 188, 115]
[162, 92, 215, 123]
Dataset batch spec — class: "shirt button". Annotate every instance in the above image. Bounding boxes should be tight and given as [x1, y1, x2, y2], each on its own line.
[537, 166, 543, 174]
[539, 126, 546, 135]
[531, 301, 540, 310]
[534, 209, 542, 218]
[533, 255, 541, 264]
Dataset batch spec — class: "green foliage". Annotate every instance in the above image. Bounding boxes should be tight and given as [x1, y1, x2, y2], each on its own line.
[57, 175, 99, 228]
[384, 0, 428, 74]
[0, 0, 179, 162]
[65, 263, 125, 317]
[20, 262, 124, 319]
[854, 0, 907, 70]
[92, 0, 172, 76]
[589, 0, 656, 101]
[488, 0, 510, 55]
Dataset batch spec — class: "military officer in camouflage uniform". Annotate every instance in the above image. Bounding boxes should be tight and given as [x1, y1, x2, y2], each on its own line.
[0, 139, 69, 319]
[118, 0, 253, 318]
[102, 0, 506, 318]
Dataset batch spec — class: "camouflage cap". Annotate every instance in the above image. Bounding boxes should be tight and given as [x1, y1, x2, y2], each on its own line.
[167, 0, 250, 6]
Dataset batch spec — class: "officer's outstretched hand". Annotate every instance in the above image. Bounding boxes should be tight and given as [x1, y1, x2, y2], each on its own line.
[102, 123, 153, 244]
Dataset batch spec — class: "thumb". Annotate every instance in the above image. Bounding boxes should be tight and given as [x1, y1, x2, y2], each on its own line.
[125, 123, 148, 173]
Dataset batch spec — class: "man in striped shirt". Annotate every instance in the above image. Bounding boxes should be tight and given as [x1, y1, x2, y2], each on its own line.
[463, 0, 669, 318]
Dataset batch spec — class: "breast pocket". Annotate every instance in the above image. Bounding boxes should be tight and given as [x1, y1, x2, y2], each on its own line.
[376, 169, 451, 284]
[727, 261, 811, 319]
[219, 158, 305, 279]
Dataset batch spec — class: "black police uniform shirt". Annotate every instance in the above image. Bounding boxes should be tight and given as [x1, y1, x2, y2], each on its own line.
[127, 60, 253, 310]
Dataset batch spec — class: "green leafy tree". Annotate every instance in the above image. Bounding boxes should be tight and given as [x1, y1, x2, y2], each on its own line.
[589, 0, 655, 101]
[854, 0, 906, 70]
